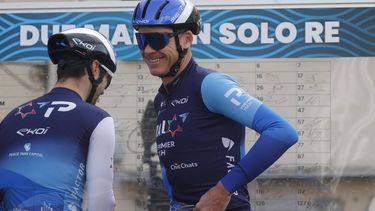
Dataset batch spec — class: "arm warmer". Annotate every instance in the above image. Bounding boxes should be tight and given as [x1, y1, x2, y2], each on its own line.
[201, 72, 298, 193]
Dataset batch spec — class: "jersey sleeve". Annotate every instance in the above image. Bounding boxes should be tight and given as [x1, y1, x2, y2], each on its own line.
[86, 117, 116, 211]
[201, 72, 298, 193]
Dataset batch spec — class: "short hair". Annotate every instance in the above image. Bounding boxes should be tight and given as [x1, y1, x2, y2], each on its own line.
[56, 54, 90, 81]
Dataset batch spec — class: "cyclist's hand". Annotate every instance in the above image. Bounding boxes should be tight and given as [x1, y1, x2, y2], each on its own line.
[193, 182, 231, 211]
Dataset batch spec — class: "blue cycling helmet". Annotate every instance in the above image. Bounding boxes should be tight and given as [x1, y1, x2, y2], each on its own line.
[132, 0, 201, 35]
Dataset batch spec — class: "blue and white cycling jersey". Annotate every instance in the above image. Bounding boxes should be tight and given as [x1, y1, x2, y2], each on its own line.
[154, 59, 298, 210]
[0, 87, 115, 211]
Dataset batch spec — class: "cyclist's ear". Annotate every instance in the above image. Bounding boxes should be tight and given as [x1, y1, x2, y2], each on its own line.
[180, 31, 193, 50]
[90, 60, 101, 80]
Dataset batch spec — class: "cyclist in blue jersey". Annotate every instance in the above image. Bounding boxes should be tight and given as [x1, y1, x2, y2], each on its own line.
[132, 0, 299, 211]
[0, 28, 117, 211]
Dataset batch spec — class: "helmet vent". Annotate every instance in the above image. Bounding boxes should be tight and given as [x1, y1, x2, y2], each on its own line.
[142, 0, 152, 18]
[155, 0, 170, 20]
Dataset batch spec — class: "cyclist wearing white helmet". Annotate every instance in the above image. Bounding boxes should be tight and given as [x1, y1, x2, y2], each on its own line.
[132, 0, 298, 211]
[0, 28, 117, 211]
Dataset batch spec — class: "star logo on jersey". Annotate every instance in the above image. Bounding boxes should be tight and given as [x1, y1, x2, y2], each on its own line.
[156, 112, 189, 138]
[167, 113, 190, 137]
[167, 114, 183, 137]
[15, 102, 37, 119]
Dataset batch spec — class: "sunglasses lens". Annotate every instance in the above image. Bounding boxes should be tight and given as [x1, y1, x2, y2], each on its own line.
[147, 33, 170, 50]
[135, 33, 147, 50]
[135, 32, 172, 50]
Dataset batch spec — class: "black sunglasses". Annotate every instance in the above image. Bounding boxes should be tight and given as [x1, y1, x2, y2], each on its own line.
[135, 32, 178, 51]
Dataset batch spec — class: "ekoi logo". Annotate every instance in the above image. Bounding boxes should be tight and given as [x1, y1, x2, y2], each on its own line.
[72, 37, 96, 51]
[171, 96, 189, 107]
[17, 127, 50, 136]
[156, 112, 189, 137]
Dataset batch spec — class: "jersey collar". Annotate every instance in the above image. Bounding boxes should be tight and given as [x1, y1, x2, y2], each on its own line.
[158, 59, 196, 95]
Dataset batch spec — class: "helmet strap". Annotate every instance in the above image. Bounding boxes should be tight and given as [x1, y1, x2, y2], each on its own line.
[160, 30, 187, 78]
[86, 62, 105, 104]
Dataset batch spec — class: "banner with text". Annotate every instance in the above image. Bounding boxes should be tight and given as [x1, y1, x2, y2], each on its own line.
[0, 7, 374, 61]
